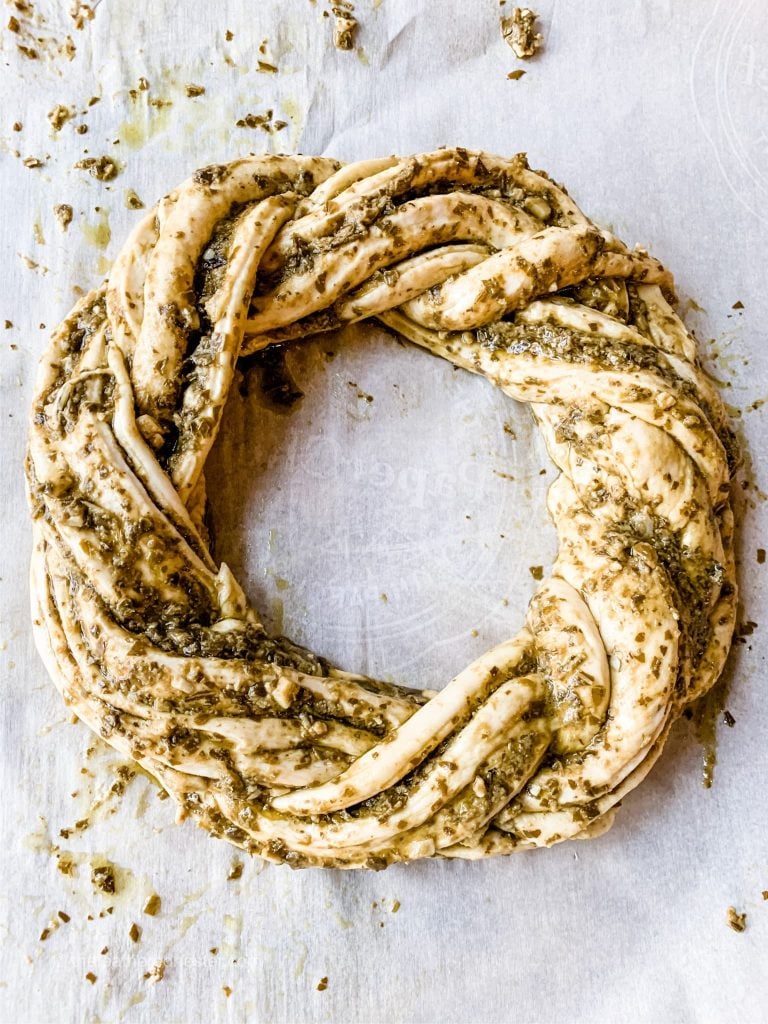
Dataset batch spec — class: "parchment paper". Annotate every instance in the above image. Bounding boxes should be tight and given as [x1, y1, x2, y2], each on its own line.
[1, 2, 767, 1021]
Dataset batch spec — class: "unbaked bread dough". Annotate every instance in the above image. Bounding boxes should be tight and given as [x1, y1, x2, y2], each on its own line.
[26, 149, 738, 868]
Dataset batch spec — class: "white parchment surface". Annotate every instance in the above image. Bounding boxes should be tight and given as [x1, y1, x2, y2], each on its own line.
[1, 2, 767, 1021]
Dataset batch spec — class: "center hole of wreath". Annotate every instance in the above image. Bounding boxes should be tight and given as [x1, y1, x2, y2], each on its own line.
[206, 321, 557, 690]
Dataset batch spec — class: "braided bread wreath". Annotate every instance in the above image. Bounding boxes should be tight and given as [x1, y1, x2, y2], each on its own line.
[27, 149, 739, 869]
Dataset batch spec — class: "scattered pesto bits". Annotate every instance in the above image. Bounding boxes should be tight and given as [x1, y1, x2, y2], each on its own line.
[329, 1, 357, 50]
[124, 189, 145, 210]
[235, 110, 287, 134]
[501, 7, 543, 59]
[70, 3, 96, 30]
[54, 204, 73, 231]
[48, 104, 74, 131]
[316, 976, 329, 992]
[74, 155, 119, 181]
[726, 906, 747, 932]
[143, 893, 161, 916]
[185, 83, 205, 97]
[91, 864, 116, 894]
[143, 960, 166, 982]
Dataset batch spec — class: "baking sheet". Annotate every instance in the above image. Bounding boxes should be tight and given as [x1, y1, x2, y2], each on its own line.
[1, 1, 767, 1021]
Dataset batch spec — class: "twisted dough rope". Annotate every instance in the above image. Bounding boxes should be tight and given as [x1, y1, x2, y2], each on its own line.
[27, 149, 739, 868]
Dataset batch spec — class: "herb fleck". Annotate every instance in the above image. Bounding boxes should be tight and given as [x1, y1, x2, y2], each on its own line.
[143, 893, 161, 916]
[91, 864, 116, 894]
[54, 204, 73, 231]
[74, 156, 119, 181]
[726, 906, 746, 932]
[124, 189, 145, 210]
[501, 7, 543, 59]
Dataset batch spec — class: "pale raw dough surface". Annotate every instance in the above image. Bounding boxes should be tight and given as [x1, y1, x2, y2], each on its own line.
[1, 1, 767, 1021]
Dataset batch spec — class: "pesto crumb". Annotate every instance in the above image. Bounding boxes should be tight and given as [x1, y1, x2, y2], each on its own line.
[507, 69, 526, 80]
[316, 976, 328, 992]
[129, 922, 141, 943]
[91, 864, 116, 894]
[223, 986, 232, 998]
[54, 204, 73, 231]
[185, 83, 205, 97]
[330, 1, 357, 50]
[85, 972, 97, 984]
[227, 860, 244, 880]
[529, 565, 544, 580]
[501, 7, 543, 59]
[726, 906, 746, 932]
[757, 548, 765, 564]
[124, 188, 145, 210]
[70, 3, 95, 30]
[236, 111, 272, 130]
[143, 893, 161, 916]
[47, 104, 74, 131]
[143, 960, 166, 982]
[74, 156, 119, 181]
